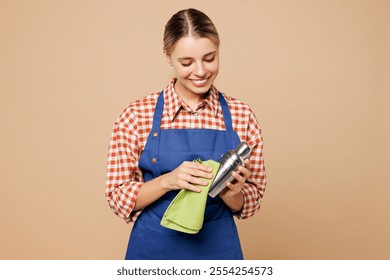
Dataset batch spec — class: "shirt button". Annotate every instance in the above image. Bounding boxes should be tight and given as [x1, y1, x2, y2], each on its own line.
[151, 157, 157, 163]
[152, 131, 158, 137]
[193, 112, 198, 116]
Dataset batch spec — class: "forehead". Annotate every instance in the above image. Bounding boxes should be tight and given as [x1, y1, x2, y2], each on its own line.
[171, 36, 218, 58]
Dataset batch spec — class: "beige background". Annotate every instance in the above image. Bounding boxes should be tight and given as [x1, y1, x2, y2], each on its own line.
[1, 0, 389, 259]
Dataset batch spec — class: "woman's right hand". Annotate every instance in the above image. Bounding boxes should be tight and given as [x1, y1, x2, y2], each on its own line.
[161, 161, 213, 192]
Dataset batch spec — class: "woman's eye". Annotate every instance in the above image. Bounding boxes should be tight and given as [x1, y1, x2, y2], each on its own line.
[204, 57, 215, 63]
[181, 63, 191, 67]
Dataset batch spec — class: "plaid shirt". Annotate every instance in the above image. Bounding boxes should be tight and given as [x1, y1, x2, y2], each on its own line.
[106, 79, 267, 224]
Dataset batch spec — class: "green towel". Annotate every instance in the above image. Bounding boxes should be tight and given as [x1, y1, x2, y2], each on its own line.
[160, 159, 220, 234]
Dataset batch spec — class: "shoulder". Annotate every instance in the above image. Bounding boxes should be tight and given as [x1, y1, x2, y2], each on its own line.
[117, 91, 160, 128]
[220, 92, 256, 117]
[220, 92, 263, 144]
[125, 91, 160, 116]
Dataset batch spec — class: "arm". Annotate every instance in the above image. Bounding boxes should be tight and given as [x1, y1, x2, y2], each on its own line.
[106, 111, 213, 222]
[219, 111, 267, 218]
[105, 115, 144, 223]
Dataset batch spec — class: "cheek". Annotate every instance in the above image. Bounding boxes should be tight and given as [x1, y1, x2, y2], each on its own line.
[174, 67, 192, 78]
[207, 61, 219, 73]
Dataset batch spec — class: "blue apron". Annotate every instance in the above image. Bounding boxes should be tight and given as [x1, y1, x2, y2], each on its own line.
[125, 90, 243, 260]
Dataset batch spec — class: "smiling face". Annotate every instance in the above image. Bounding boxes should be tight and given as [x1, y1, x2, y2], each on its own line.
[166, 36, 219, 100]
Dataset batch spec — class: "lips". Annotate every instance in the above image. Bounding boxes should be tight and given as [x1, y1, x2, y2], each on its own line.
[188, 77, 209, 86]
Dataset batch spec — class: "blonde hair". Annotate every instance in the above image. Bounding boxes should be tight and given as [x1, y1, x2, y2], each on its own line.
[163, 8, 220, 56]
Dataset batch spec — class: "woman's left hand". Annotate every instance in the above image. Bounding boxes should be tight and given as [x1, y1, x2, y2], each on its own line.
[219, 159, 251, 211]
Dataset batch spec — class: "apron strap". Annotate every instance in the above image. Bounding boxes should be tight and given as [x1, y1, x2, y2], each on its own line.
[218, 92, 234, 131]
[151, 90, 165, 132]
[145, 90, 165, 178]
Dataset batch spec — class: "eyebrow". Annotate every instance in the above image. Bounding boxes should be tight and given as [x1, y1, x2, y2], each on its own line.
[178, 51, 217, 61]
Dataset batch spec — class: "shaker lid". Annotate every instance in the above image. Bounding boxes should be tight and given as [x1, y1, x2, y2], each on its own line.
[235, 142, 251, 159]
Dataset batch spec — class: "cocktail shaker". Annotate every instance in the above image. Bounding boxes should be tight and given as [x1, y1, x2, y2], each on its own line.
[208, 142, 252, 198]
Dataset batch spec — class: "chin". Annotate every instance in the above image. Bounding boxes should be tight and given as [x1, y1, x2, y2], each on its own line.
[189, 85, 211, 95]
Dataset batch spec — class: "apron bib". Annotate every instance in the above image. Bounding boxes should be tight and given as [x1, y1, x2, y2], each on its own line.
[125, 91, 243, 260]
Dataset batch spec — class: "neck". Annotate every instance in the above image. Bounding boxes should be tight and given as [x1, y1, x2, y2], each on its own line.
[180, 94, 205, 111]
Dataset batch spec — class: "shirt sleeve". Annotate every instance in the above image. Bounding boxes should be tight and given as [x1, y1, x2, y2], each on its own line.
[235, 109, 267, 219]
[105, 108, 144, 223]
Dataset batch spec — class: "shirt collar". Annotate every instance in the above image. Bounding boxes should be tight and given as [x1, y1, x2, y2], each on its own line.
[164, 79, 220, 121]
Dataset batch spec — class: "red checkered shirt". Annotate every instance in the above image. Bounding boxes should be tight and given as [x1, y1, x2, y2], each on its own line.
[106, 79, 267, 224]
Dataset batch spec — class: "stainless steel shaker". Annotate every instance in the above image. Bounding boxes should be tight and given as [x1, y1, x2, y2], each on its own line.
[208, 142, 252, 198]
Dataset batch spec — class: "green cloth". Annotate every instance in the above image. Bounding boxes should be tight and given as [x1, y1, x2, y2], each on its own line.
[160, 159, 221, 234]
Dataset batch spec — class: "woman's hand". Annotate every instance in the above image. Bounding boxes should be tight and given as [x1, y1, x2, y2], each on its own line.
[161, 161, 213, 193]
[134, 161, 213, 211]
[219, 159, 251, 211]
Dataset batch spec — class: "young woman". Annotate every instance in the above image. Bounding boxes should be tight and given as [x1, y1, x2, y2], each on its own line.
[106, 8, 266, 260]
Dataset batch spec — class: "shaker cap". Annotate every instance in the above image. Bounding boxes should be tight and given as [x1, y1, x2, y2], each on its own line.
[235, 142, 251, 159]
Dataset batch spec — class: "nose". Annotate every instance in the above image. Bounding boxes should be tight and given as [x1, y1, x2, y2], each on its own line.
[194, 61, 205, 76]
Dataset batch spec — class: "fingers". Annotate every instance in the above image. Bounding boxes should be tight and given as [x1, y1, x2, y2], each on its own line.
[177, 171, 208, 187]
[225, 161, 252, 193]
[236, 167, 251, 181]
[231, 171, 246, 184]
[236, 159, 251, 180]
[177, 180, 203, 193]
[169, 161, 213, 192]
[181, 162, 213, 179]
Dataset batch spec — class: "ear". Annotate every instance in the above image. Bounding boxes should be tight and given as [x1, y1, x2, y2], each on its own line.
[164, 51, 173, 66]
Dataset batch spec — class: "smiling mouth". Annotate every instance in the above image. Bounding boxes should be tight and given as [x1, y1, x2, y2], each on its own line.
[188, 77, 209, 86]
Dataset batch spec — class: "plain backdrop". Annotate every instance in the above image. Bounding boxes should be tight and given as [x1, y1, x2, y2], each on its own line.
[1, 0, 389, 259]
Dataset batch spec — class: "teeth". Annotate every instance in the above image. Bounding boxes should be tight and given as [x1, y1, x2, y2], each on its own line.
[191, 79, 207, 85]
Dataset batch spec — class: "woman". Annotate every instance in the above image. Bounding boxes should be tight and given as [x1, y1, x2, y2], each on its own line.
[106, 8, 266, 260]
